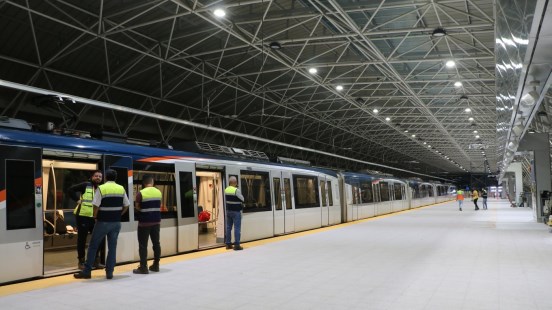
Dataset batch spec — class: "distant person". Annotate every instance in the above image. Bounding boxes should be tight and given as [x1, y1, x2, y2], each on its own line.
[74, 169, 130, 280]
[456, 189, 464, 211]
[472, 189, 480, 211]
[225, 176, 245, 251]
[133, 175, 162, 274]
[66, 170, 104, 270]
[482, 189, 488, 210]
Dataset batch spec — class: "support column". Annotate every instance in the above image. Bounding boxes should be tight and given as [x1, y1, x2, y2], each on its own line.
[518, 133, 551, 222]
[505, 162, 523, 205]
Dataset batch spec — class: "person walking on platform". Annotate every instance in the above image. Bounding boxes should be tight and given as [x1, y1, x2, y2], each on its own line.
[225, 176, 245, 251]
[133, 174, 162, 274]
[456, 189, 464, 211]
[482, 188, 488, 210]
[472, 188, 480, 211]
[74, 169, 130, 280]
[67, 170, 105, 270]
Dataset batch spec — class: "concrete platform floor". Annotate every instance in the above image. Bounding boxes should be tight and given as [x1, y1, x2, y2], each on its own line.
[2, 199, 552, 310]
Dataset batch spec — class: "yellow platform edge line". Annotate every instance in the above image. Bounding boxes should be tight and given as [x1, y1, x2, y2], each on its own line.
[0, 200, 452, 297]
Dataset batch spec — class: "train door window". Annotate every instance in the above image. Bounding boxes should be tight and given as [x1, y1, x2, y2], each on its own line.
[360, 181, 373, 203]
[179, 171, 195, 218]
[352, 184, 360, 204]
[133, 168, 178, 219]
[284, 178, 292, 209]
[240, 170, 271, 213]
[394, 183, 403, 200]
[320, 180, 327, 207]
[110, 167, 130, 222]
[46, 167, 91, 211]
[292, 175, 319, 208]
[402, 185, 406, 200]
[6, 160, 36, 230]
[380, 182, 390, 202]
[327, 181, 333, 206]
[428, 186, 434, 197]
[273, 178, 282, 210]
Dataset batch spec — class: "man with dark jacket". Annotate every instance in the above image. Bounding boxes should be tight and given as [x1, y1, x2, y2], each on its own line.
[66, 170, 104, 270]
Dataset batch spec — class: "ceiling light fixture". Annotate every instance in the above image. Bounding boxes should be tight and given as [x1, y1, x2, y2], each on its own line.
[373, 109, 379, 114]
[473, 130, 478, 133]
[385, 117, 391, 121]
[411, 134, 416, 138]
[269, 42, 282, 50]
[432, 28, 447, 37]
[213, 8, 226, 17]
[475, 135, 480, 139]
[454, 81, 462, 87]
[336, 85, 344, 91]
[308, 68, 317, 74]
[446, 60, 456, 68]
[465, 108, 471, 113]
[468, 117, 474, 121]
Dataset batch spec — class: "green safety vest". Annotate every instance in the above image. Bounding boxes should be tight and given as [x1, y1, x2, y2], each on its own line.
[74, 183, 95, 217]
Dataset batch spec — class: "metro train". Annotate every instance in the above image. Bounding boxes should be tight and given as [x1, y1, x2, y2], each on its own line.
[0, 124, 454, 284]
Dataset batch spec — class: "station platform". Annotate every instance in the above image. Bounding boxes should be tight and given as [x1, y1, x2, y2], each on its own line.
[2, 199, 552, 310]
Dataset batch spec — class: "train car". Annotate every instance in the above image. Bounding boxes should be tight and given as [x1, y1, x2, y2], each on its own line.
[339, 172, 409, 221]
[0, 124, 454, 284]
[0, 127, 340, 284]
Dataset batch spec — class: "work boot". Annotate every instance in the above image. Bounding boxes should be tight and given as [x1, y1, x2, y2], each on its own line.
[133, 265, 149, 274]
[73, 271, 91, 279]
[77, 258, 85, 270]
[225, 244, 233, 250]
[233, 245, 243, 251]
[93, 257, 105, 270]
[149, 263, 160, 272]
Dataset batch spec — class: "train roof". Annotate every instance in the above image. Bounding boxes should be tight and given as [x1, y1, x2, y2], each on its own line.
[0, 128, 337, 177]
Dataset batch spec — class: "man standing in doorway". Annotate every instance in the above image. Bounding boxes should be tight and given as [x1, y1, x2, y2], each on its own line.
[225, 176, 245, 251]
[74, 169, 130, 280]
[67, 170, 105, 270]
[456, 189, 464, 211]
[133, 174, 162, 274]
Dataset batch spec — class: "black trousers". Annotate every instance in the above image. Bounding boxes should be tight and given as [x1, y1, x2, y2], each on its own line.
[137, 224, 161, 267]
[76, 215, 104, 260]
[473, 198, 479, 209]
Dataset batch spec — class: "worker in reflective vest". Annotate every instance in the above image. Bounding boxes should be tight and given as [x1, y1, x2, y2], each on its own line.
[225, 176, 245, 251]
[67, 170, 104, 270]
[133, 174, 162, 274]
[74, 169, 129, 280]
[456, 189, 464, 211]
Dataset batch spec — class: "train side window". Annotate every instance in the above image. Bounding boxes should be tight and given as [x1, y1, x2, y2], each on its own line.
[327, 181, 333, 206]
[179, 171, 195, 218]
[380, 182, 390, 202]
[240, 170, 271, 213]
[292, 175, 319, 209]
[360, 181, 373, 203]
[134, 169, 177, 219]
[273, 178, 282, 210]
[284, 178, 292, 210]
[428, 186, 434, 197]
[6, 160, 36, 230]
[320, 180, 327, 207]
[394, 183, 403, 200]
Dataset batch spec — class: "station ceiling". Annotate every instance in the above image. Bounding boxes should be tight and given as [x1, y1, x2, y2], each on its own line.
[0, 0, 498, 178]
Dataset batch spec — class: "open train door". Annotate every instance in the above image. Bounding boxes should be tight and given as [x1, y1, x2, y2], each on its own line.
[0, 145, 43, 283]
[102, 154, 135, 264]
[175, 161, 198, 252]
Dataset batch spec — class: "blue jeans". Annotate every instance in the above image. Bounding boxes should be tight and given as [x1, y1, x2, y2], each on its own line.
[458, 200, 463, 209]
[483, 198, 488, 209]
[225, 210, 242, 245]
[83, 221, 121, 275]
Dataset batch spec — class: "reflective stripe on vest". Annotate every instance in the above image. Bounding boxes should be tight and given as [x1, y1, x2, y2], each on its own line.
[97, 181, 126, 222]
[74, 183, 95, 217]
[138, 187, 162, 223]
[225, 186, 242, 211]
